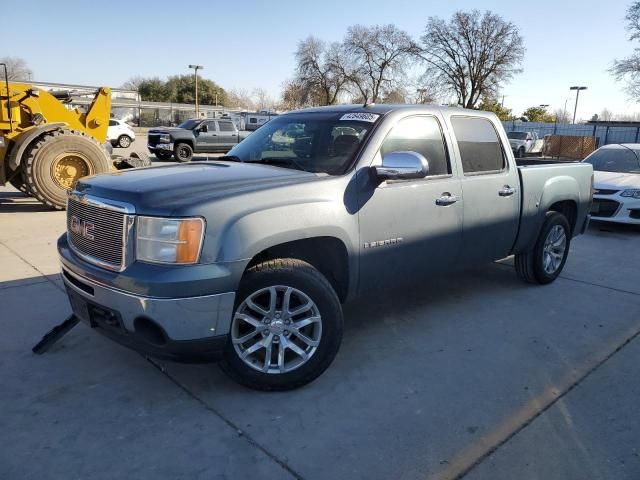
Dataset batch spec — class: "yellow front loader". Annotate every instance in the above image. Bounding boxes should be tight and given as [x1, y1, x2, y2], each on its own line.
[0, 64, 147, 210]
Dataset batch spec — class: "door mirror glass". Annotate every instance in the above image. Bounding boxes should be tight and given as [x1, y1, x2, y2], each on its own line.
[375, 151, 429, 180]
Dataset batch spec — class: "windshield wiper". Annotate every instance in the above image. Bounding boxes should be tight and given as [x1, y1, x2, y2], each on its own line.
[256, 157, 306, 171]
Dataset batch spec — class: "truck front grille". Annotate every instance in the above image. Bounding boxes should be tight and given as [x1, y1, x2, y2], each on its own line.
[67, 196, 130, 270]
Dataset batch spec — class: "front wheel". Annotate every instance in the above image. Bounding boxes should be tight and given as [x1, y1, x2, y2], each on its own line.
[174, 143, 193, 162]
[515, 211, 571, 284]
[117, 135, 132, 148]
[220, 259, 343, 391]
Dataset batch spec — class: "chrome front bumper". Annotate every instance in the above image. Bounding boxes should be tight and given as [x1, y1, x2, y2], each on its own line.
[61, 266, 235, 342]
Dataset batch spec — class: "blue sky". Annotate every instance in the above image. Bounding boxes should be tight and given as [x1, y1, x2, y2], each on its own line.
[7, 0, 638, 120]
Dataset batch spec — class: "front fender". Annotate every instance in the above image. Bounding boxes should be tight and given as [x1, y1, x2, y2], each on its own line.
[214, 200, 356, 263]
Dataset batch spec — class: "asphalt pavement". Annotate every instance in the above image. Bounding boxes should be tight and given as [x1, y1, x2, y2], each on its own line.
[1, 182, 639, 480]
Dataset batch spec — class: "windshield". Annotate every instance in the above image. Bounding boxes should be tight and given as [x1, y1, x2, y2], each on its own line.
[507, 132, 528, 140]
[584, 147, 640, 173]
[177, 119, 201, 130]
[225, 112, 376, 174]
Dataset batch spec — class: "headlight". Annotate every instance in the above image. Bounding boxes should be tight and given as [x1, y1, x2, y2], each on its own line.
[159, 134, 171, 143]
[621, 189, 640, 199]
[136, 216, 205, 264]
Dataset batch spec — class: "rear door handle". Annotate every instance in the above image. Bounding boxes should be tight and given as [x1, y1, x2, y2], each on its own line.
[499, 186, 516, 197]
[436, 193, 460, 206]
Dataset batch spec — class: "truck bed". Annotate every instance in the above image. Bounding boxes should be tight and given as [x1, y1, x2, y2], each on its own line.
[512, 161, 593, 254]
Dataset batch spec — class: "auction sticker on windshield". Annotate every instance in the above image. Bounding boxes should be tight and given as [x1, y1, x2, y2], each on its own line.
[339, 113, 380, 123]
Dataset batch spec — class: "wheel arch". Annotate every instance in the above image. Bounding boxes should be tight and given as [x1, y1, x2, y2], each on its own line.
[244, 236, 351, 303]
[7, 122, 67, 170]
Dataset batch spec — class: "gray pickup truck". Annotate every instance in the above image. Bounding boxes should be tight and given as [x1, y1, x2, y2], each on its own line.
[58, 105, 593, 391]
[147, 118, 240, 162]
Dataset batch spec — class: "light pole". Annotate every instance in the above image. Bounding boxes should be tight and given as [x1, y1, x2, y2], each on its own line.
[570, 86, 587, 124]
[188, 64, 204, 118]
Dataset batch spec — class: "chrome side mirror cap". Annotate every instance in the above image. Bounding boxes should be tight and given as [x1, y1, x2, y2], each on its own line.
[374, 151, 429, 180]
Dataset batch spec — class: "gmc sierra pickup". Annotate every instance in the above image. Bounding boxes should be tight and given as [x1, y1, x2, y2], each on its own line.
[59, 105, 593, 391]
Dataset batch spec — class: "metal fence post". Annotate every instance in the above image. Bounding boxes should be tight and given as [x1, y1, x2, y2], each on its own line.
[636, 127, 639, 143]
[604, 126, 610, 145]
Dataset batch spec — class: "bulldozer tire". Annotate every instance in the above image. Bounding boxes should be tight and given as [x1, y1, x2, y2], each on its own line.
[23, 129, 111, 210]
[9, 170, 30, 195]
[112, 151, 153, 170]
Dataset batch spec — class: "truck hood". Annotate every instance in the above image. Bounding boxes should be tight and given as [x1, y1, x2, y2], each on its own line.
[74, 162, 320, 215]
[593, 170, 640, 190]
[148, 127, 189, 134]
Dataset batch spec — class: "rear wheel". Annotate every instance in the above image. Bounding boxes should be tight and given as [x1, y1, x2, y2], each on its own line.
[220, 259, 343, 391]
[174, 143, 193, 162]
[515, 211, 571, 284]
[22, 129, 111, 210]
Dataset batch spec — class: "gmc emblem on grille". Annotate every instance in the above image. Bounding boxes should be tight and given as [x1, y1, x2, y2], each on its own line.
[70, 215, 95, 240]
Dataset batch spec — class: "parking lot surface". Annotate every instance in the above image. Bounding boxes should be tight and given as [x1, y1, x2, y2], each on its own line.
[1, 182, 639, 480]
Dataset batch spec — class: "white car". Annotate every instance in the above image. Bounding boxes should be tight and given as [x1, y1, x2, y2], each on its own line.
[107, 119, 136, 148]
[583, 144, 640, 224]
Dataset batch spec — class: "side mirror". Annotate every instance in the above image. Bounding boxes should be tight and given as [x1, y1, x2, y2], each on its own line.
[199, 124, 208, 132]
[374, 151, 429, 181]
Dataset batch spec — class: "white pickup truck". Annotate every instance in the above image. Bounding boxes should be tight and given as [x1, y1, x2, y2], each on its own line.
[507, 131, 545, 157]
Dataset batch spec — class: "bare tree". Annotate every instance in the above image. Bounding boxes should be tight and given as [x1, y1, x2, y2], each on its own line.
[295, 37, 348, 105]
[252, 88, 274, 110]
[554, 108, 572, 124]
[226, 88, 256, 110]
[121, 76, 145, 91]
[599, 108, 615, 121]
[611, 2, 640, 98]
[279, 79, 320, 110]
[420, 10, 525, 108]
[1, 56, 33, 81]
[342, 25, 421, 104]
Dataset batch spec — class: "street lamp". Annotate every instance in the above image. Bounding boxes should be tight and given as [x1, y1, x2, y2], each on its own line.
[188, 64, 204, 118]
[569, 86, 587, 124]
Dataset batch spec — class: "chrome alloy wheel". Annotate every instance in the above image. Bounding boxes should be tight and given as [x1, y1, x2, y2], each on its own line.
[542, 224, 567, 275]
[231, 286, 322, 374]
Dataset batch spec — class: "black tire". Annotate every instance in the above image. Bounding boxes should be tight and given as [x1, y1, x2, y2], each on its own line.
[8, 170, 30, 194]
[22, 129, 111, 210]
[174, 143, 193, 162]
[515, 211, 571, 285]
[117, 135, 132, 148]
[155, 150, 173, 161]
[220, 258, 343, 391]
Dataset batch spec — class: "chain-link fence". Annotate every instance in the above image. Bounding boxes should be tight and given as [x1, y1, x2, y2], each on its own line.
[503, 121, 640, 148]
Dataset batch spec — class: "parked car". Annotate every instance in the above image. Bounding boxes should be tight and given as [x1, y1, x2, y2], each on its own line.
[107, 119, 136, 148]
[583, 144, 640, 224]
[147, 118, 240, 162]
[58, 105, 593, 391]
[507, 131, 545, 157]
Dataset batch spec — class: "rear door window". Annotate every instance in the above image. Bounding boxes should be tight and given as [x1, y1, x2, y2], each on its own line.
[451, 117, 506, 174]
[217, 121, 235, 132]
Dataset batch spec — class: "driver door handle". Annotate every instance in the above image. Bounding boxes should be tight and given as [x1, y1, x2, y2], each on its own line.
[499, 186, 516, 197]
[436, 193, 459, 206]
